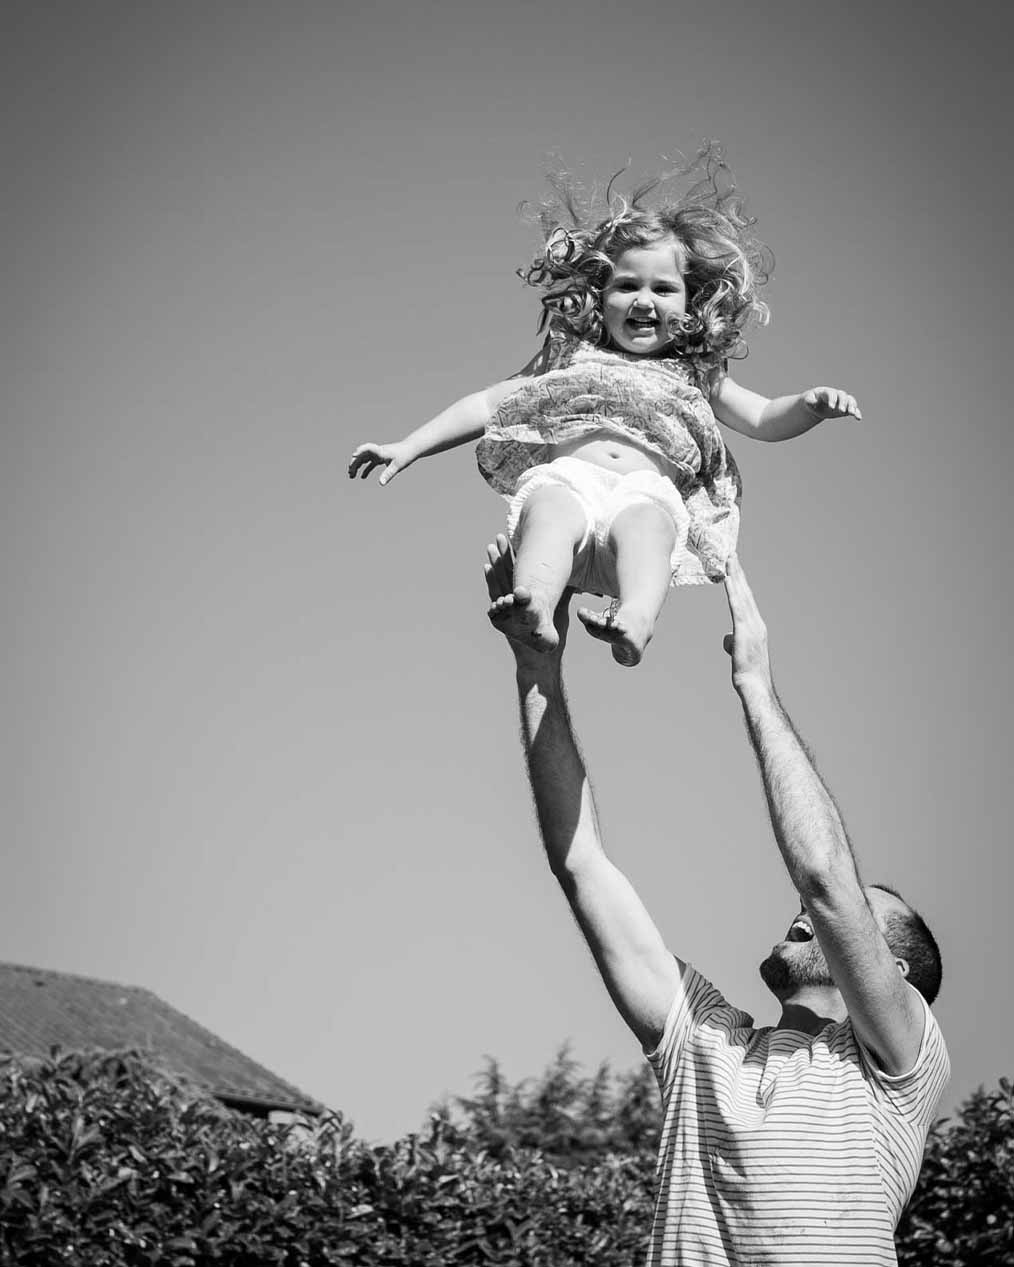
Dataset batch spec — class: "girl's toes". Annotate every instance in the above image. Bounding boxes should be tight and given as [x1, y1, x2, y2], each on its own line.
[611, 638, 641, 668]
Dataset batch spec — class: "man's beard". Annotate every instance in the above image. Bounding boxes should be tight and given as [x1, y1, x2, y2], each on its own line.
[759, 943, 835, 992]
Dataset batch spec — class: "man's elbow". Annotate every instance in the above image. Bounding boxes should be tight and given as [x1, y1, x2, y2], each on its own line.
[791, 846, 858, 904]
[547, 843, 601, 892]
[549, 852, 584, 890]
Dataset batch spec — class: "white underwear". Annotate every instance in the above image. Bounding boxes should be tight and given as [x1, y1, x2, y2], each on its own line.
[504, 456, 691, 597]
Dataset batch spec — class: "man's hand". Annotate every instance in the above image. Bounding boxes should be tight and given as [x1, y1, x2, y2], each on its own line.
[723, 555, 773, 691]
[347, 440, 415, 487]
[484, 535, 572, 670]
[802, 387, 862, 422]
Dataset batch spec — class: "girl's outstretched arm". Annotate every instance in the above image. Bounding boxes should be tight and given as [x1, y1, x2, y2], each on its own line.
[348, 377, 529, 486]
[711, 376, 862, 443]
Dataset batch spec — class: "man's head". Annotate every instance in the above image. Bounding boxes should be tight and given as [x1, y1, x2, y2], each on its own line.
[759, 885, 942, 1005]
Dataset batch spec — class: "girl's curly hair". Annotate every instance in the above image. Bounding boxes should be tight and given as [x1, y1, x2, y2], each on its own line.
[519, 142, 773, 389]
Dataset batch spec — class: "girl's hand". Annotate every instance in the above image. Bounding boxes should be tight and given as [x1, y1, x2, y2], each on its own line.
[347, 441, 415, 486]
[803, 387, 862, 422]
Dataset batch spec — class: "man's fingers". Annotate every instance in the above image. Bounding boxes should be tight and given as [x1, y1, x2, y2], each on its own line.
[484, 535, 511, 564]
[483, 535, 515, 601]
[723, 553, 746, 614]
[723, 554, 761, 625]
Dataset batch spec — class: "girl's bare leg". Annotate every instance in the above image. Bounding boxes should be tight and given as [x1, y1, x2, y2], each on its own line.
[488, 486, 586, 652]
[577, 502, 675, 666]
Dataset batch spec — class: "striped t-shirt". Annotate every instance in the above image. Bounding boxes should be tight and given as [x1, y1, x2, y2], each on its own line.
[645, 963, 949, 1266]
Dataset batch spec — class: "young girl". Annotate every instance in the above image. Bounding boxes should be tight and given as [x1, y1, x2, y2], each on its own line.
[348, 145, 859, 666]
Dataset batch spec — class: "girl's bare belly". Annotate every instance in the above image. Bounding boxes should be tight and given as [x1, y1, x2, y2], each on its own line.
[550, 431, 665, 475]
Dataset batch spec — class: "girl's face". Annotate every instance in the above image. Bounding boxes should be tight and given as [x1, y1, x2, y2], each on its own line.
[601, 237, 687, 355]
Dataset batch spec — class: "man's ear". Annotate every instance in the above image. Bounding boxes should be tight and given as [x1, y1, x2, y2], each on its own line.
[895, 957, 910, 980]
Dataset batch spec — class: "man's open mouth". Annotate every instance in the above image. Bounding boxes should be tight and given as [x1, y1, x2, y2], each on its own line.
[786, 920, 814, 943]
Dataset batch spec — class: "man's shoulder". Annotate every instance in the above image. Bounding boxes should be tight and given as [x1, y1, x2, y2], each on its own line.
[835, 994, 950, 1108]
[647, 961, 759, 1093]
[675, 962, 758, 1037]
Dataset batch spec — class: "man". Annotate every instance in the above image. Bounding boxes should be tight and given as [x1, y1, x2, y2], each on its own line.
[485, 539, 949, 1266]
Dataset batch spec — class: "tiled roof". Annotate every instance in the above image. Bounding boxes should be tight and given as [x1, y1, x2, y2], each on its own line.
[0, 962, 323, 1116]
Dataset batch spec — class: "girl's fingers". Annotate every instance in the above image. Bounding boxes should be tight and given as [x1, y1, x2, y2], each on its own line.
[348, 448, 381, 477]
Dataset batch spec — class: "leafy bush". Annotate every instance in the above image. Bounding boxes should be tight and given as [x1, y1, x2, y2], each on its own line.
[1, 1048, 1010, 1264]
[897, 1076, 1014, 1267]
[0, 1049, 365, 1265]
[0, 1049, 653, 1265]
[447, 1046, 660, 1166]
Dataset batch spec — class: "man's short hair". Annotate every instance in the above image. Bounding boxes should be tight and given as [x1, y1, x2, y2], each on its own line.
[871, 884, 943, 1005]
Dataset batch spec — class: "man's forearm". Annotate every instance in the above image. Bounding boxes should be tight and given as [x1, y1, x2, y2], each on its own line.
[516, 664, 604, 879]
[736, 676, 858, 896]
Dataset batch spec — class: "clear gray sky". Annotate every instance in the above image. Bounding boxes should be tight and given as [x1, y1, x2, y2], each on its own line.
[4, 1, 1011, 1143]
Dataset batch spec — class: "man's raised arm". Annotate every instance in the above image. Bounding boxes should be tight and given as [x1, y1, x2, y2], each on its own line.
[485, 537, 680, 1051]
[723, 557, 926, 1074]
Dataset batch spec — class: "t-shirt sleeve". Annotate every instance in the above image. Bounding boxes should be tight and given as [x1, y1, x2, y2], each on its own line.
[644, 961, 744, 1094]
[858, 990, 951, 1133]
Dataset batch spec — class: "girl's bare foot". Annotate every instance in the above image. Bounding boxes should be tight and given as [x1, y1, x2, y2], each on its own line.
[488, 585, 560, 653]
[577, 604, 654, 667]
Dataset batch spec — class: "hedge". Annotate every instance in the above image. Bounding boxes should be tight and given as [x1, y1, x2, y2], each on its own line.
[1, 1049, 1010, 1265]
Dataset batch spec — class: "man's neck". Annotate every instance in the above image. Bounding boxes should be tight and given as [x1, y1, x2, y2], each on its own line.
[775, 987, 847, 1035]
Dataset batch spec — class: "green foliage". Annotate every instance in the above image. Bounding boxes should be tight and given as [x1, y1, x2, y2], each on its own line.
[1, 1048, 1010, 1264]
[447, 1045, 660, 1166]
[897, 1077, 1014, 1267]
[0, 1049, 363, 1266]
[0, 1048, 653, 1265]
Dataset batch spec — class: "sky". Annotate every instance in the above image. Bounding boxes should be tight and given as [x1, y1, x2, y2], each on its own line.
[3, 0, 1011, 1144]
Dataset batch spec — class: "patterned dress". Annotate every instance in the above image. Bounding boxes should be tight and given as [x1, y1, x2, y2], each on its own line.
[475, 329, 742, 585]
